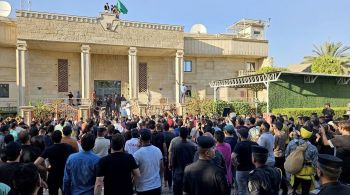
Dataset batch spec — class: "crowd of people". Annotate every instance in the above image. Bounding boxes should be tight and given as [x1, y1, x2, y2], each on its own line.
[0, 103, 350, 195]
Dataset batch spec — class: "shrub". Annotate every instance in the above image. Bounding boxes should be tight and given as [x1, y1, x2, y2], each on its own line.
[256, 66, 288, 74]
[272, 107, 346, 118]
[230, 102, 250, 115]
[186, 97, 253, 116]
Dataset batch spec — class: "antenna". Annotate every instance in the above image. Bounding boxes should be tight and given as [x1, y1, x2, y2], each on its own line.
[19, 0, 31, 11]
[0, 1, 12, 17]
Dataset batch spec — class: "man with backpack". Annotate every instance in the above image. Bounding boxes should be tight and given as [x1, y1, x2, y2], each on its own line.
[285, 126, 318, 195]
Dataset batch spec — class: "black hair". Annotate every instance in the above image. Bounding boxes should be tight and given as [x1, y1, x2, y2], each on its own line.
[47, 125, 55, 133]
[253, 153, 268, 164]
[111, 134, 125, 151]
[179, 127, 188, 139]
[13, 163, 40, 195]
[4, 134, 14, 144]
[3, 142, 21, 161]
[214, 130, 225, 143]
[62, 126, 72, 136]
[131, 128, 139, 138]
[273, 121, 283, 131]
[262, 122, 270, 131]
[237, 127, 249, 139]
[18, 131, 30, 144]
[81, 133, 95, 151]
[248, 117, 256, 126]
[31, 136, 45, 152]
[29, 127, 39, 137]
[51, 130, 62, 143]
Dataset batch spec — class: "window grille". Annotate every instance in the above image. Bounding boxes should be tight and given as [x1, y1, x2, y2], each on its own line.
[58, 59, 68, 92]
[139, 63, 148, 93]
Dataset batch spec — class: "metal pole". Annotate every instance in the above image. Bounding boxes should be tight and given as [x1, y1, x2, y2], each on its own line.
[213, 87, 217, 102]
[266, 82, 269, 114]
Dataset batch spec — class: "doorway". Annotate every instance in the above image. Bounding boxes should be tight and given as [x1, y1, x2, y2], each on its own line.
[94, 80, 121, 99]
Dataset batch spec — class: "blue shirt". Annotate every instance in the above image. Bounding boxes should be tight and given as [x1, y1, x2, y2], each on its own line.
[63, 151, 100, 195]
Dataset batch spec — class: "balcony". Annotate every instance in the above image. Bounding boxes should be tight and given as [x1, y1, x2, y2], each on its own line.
[238, 70, 256, 77]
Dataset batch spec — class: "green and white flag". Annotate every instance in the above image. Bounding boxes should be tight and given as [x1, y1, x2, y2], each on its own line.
[116, 0, 128, 14]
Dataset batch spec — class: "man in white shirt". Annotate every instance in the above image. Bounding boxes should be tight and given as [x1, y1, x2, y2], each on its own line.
[54, 118, 65, 131]
[93, 126, 110, 158]
[113, 118, 124, 133]
[133, 129, 164, 195]
[125, 129, 140, 155]
[180, 83, 187, 103]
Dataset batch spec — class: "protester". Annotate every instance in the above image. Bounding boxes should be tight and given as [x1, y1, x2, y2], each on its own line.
[319, 120, 350, 184]
[0, 142, 22, 193]
[232, 127, 258, 195]
[285, 126, 318, 195]
[124, 128, 139, 155]
[214, 130, 233, 191]
[63, 133, 99, 194]
[95, 134, 140, 195]
[93, 126, 110, 158]
[61, 126, 79, 153]
[13, 163, 43, 195]
[257, 122, 275, 166]
[133, 129, 163, 195]
[170, 127, 196, 195]
[34, 130, 73, 195]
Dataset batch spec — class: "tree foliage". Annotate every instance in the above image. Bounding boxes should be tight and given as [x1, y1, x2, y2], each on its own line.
[256, 66, 288, 74]
[311, 56, 342, 74]
[303, 41, 350, 74]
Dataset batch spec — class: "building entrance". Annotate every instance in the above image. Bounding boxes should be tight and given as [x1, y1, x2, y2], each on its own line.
[94, 80, 121, 99]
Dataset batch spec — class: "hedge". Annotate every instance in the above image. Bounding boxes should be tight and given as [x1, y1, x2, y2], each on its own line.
[272, 107, 346, 119]
[186, 97, 257, 116]
[269, 74, 350, 109]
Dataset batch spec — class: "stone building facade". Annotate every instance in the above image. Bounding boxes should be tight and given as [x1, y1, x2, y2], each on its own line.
[0, 10, 269, 113]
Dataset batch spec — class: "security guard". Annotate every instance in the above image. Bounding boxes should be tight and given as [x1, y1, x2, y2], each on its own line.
[316, 154, 350, 195]
[183, 136, 228, 195]
[248, 145, 282, 195]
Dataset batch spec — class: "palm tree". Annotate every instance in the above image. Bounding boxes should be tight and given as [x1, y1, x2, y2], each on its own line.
[303, 41, 350, 67]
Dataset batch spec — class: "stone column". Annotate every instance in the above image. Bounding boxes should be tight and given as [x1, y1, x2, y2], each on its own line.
[128, 47, 137, 99]
[16, 40, 27, 108]
[175, 50, 184, 105]
[81, 45, 91, 100]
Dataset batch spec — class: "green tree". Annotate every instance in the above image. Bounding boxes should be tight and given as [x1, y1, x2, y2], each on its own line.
[311, 56, 342, 74]
[256, 66, 288, 74]
[303, 41, 350, 74]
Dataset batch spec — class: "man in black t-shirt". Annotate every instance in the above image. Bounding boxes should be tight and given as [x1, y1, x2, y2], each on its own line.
[320, 120, 350, 184]
[0, 142, 22, 193]
[232, 127, 258, 195]
[171, 127, 196, 195]
[34, 130, 73, 195]
[95, 134, 140, 195]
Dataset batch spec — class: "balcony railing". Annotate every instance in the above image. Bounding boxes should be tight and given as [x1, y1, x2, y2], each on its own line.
[238, 70, 256, 77]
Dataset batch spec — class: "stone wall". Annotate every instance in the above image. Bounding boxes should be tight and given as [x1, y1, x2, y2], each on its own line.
[184, 36, 268, 57]
[183, 56, 261, 101]
[138, 56, 175, 105]
[0, 19, 17, 46]
[17, 11, 184, 50]
[27, 50, 80, 102]
[0, 47, 17, 107]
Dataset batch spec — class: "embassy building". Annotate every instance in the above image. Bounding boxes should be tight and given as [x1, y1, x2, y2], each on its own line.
[0, 9, 270, 116]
